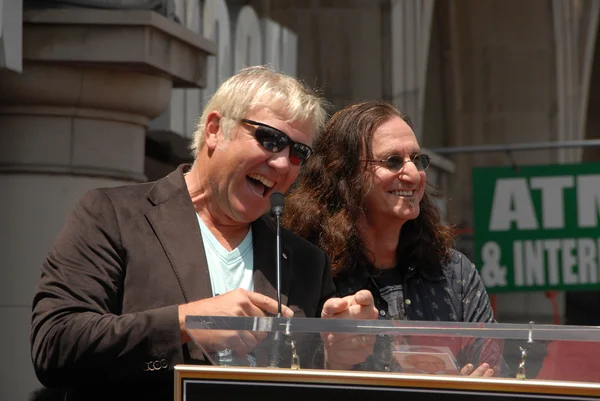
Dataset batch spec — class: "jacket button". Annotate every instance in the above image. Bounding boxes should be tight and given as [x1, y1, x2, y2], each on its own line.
[405, 299, 411, 305]
[379, 310, 386, 316]
[160, 359, 168, 368]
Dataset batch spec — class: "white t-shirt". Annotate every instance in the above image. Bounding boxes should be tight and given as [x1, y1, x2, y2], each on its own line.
[196, 214, 254, 296]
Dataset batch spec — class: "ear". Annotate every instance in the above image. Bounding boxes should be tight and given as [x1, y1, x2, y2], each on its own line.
[204, 111, 223, 151]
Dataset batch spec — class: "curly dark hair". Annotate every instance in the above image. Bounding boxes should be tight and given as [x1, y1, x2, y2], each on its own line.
[283, 100, 455, 277]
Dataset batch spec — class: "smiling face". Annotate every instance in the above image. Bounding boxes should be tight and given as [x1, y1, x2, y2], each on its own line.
[363, 116, 426, 229]
[204, 106, 313, 225]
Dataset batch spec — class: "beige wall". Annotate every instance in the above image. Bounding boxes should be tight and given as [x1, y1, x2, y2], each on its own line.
[438, 0, 558, 227]
[265, 0, 386, 110]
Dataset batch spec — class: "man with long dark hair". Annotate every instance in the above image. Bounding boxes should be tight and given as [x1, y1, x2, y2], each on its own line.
[284, 100, 501, 375]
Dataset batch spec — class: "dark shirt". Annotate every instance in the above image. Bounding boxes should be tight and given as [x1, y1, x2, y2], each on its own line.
[334, 250, 505, 374]
[373, 268, 406, 320]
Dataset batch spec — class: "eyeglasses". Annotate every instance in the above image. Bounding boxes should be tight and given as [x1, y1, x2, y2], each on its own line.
[240, 119, 313, 166]
[361, 154, 431, 172]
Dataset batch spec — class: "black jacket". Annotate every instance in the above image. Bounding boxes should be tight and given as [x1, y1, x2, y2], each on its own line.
[30, 165, 335, 400]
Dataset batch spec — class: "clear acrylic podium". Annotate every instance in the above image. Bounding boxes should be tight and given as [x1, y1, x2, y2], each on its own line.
[175, 316, 600, 401]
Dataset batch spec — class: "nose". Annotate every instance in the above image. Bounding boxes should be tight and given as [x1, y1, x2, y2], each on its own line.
[267, 148, 292, 173]
[398, 158, 423, 180]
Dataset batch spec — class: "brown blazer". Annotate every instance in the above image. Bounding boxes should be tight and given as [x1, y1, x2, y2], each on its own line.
[30, 165, 334, 393]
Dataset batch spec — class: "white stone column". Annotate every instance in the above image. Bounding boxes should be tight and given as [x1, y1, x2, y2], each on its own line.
[552, 0, 600, 163]
[0, 9, 214, 400]
[390, 0, 434, 138]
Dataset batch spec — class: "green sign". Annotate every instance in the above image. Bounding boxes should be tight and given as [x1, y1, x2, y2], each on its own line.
[473, 163, 600, 293]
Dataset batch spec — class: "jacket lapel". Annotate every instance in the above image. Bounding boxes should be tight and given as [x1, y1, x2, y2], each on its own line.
[145, 165, 213, 303]
[144, 166, 292, 310]
[252, 216, 292, 308]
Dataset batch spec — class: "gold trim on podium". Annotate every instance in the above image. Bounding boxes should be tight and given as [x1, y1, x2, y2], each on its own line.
[174, 365, 600, 398]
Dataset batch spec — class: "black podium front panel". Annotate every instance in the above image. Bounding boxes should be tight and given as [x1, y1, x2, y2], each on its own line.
[175, 366, 600, 401]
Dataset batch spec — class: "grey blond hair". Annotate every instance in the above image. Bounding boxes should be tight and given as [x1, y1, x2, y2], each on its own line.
[190, 66, 328, 157]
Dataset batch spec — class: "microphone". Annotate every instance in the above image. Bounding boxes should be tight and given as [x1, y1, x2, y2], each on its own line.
[269, 192, 286, 368]
[270, 191, 285, 217]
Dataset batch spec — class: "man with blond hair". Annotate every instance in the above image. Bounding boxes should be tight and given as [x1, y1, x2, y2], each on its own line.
[31, 66, 376, 401]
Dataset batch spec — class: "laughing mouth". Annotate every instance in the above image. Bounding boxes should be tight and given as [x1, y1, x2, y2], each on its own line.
[247, 173, 275, 197]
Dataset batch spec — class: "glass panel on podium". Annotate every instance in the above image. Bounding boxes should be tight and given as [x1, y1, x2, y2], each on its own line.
[184, 316, 600, 382]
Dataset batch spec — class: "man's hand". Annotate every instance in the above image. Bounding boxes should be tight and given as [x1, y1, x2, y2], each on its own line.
[178, 288, 294, 355]
[460, 362, 495, 377]
[320, 290, 379, 370]
[321, 290, 378, 320]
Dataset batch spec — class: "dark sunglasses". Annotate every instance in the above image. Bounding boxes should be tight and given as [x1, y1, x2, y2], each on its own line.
[361, 154, 431, 172]
[240, 119, 313, 166]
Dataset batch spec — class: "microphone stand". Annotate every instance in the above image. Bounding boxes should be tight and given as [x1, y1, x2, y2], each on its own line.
[268, 192, 288, 368]
[275, 211, 282, 317]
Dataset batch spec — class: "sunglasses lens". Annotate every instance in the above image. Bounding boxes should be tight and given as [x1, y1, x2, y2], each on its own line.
[386, 156, 405, 171]
[289, 152, 302, 166]
[255, 127, 288, 152]
[414, 154, 430, 170]
[250, 122, 312, 166]
[290, 145, 311, 166]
